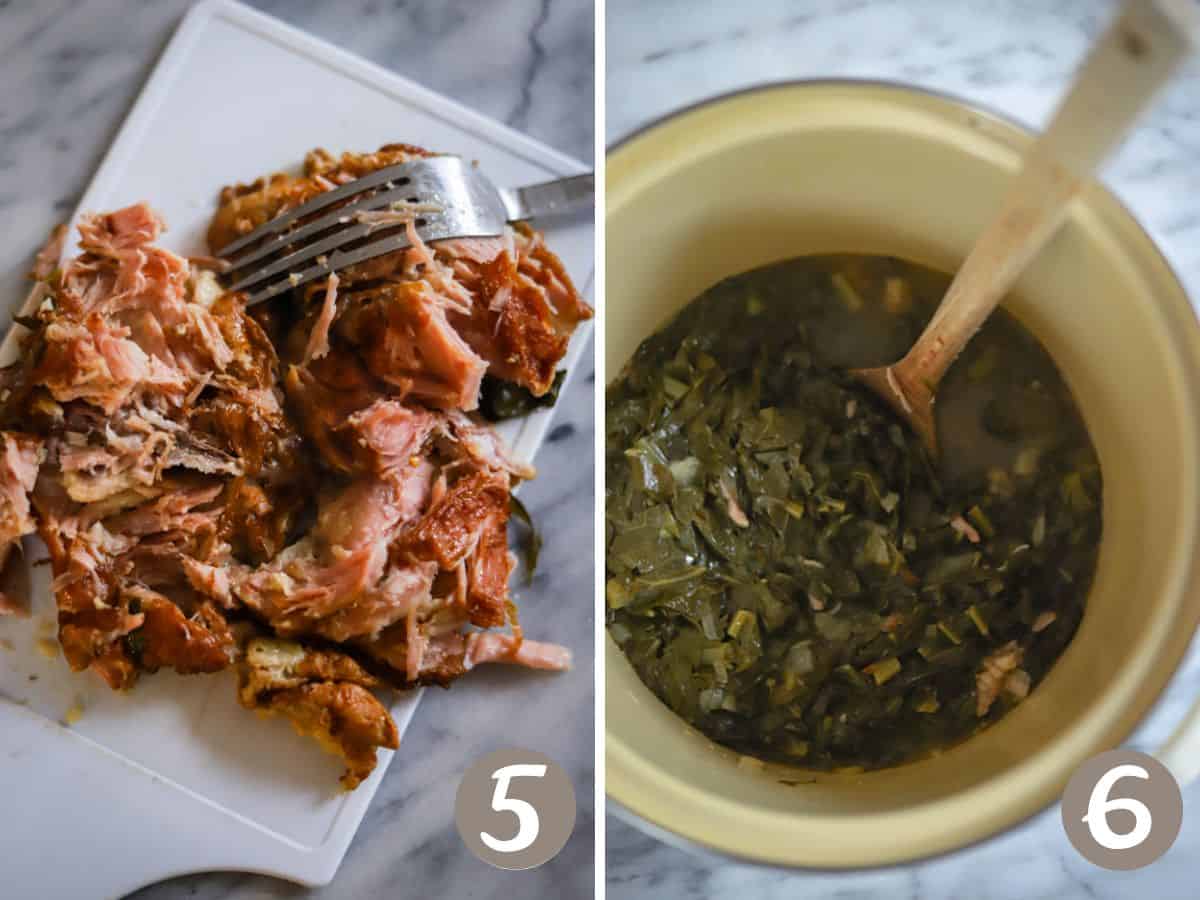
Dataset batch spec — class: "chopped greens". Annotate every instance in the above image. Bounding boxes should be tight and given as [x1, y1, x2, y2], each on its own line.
[123, 631, 146, 660]
[509, 494, 543, 585]
[606, 254, 1102, 770]
[480, 370, 567, 421]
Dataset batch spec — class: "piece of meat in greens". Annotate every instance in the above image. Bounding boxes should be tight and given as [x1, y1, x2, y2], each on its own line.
[606, 254, 1101, 770]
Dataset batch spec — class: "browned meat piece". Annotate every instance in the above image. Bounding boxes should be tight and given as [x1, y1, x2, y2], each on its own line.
[364, 626, 572, 688]
[365, 621, 472, 686]
[90, 644, 140, 691]
[53, 402, 243, 509]
[339, 399, 438, 479]
[189, 388, 291, 476]
[206, 144, 434, 251]
[446, 224, 593, 396]
[305, 144, 436, 181]
[188, 294, 306, 482]
[34, 315, 188, 415]
[256, 682, 396, 790]
[34, 478, 139, 687]
[238, 636, 398, 789]
[314, 559, 439, 644]
[0, 432, 42, 614]
[59, 427, 180, 505]
[210, 143, 590, 405]
[284, 353, 381, 473]
[123, 585, 235, 675]
[332, 223, 590, 401]
[232, 470, 436, 642]
[438, 410, 536, 481]
[0, 546, 31, 617]
[241, 636, 381, 692]
[335, 221, 592, 397]
[209, 294, 280, 388]
[396, 470, 509, 572]
[207, 173, 326, 253]
[46, 209, 235, 405]
[34, 475, 229, 688]
[104, 481, 223, 541]
[336, 281, 487, 411]
[17, 205, 241, 424]
[288, 361, 533, 484]
[285, 356, 439, 477]
[58, 604, 143, 691]
[218, 477, 296, 565]
[465, 512, 515, 630]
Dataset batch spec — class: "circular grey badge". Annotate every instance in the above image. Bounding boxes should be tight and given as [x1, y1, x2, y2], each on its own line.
[1061, 749, 1183, 870]
[454, 747, 577, 870]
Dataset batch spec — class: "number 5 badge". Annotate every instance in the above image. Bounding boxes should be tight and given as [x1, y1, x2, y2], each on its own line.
[455, 748, 578, 870]
[1061, 749, 1183, 869]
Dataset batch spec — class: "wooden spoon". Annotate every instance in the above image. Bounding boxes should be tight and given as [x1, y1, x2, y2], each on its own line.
[853, 0, 1196, 456]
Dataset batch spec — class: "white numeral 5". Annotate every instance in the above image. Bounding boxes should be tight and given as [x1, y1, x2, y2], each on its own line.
[480, 763, 548, 853]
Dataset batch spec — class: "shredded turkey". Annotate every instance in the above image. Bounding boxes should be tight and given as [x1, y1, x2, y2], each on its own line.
[0, 433, 42, 614]
[0, 434, 41, 552]
[303, 271, 339, 364]
[238, 637, 396, 789]
[976, 641, 1024, 717]
[0, 146, 587, 789]
[949, 514, 981, 544]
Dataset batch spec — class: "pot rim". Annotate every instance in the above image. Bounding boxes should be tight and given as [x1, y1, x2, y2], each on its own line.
[604, 77, 1200, 871]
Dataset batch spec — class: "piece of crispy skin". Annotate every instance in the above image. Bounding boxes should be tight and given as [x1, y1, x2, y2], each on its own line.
[237, 637, 398, 789]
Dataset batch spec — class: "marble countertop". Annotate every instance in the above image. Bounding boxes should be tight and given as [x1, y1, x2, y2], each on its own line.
[606, 1, 1200, 899]
[1, 1, 594, 898]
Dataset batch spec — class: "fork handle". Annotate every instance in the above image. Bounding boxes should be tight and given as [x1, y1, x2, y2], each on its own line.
[499, 173, 594, 222]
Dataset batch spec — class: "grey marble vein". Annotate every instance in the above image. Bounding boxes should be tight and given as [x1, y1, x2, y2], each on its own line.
[606, 1, 1200, 898]
[0, 1, 594, 898]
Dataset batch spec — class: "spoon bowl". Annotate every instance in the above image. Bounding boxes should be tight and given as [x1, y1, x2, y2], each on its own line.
[852, 0, 1194, 455]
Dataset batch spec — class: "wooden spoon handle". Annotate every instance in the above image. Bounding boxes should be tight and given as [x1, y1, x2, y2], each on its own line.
[897, 0, 1196, 391]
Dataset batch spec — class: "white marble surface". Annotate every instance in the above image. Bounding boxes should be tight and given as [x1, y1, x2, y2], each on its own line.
[606, 1, 1200, 898]
[1, 1, 594, 898]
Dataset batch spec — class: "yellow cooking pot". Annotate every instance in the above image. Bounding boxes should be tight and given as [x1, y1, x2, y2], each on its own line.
[605, 81, 1200, 869]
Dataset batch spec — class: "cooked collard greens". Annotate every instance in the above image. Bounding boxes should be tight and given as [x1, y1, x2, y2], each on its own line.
[606, 255, 1101, 769]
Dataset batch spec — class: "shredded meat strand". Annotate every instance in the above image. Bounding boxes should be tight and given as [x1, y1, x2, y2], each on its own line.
[976, 641, 1024, 717]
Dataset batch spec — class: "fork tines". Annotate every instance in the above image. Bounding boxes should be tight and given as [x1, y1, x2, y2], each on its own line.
[216, 159, 436, 306]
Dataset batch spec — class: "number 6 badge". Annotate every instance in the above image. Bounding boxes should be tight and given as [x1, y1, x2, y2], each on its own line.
[455, 748, 578, 870]
[1062, 749, 1183, 869]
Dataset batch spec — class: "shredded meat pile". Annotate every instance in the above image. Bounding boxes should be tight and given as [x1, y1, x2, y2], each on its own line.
[0, 144, 591, 788]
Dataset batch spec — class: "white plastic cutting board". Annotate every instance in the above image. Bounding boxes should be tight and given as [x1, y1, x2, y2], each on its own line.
[0, 2, 593, 896]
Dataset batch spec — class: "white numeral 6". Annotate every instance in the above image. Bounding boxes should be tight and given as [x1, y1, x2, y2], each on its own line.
[1081, 763, 1154, 851]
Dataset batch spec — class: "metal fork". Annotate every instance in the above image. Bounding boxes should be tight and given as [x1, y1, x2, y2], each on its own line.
[215, 156, 593, 305]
